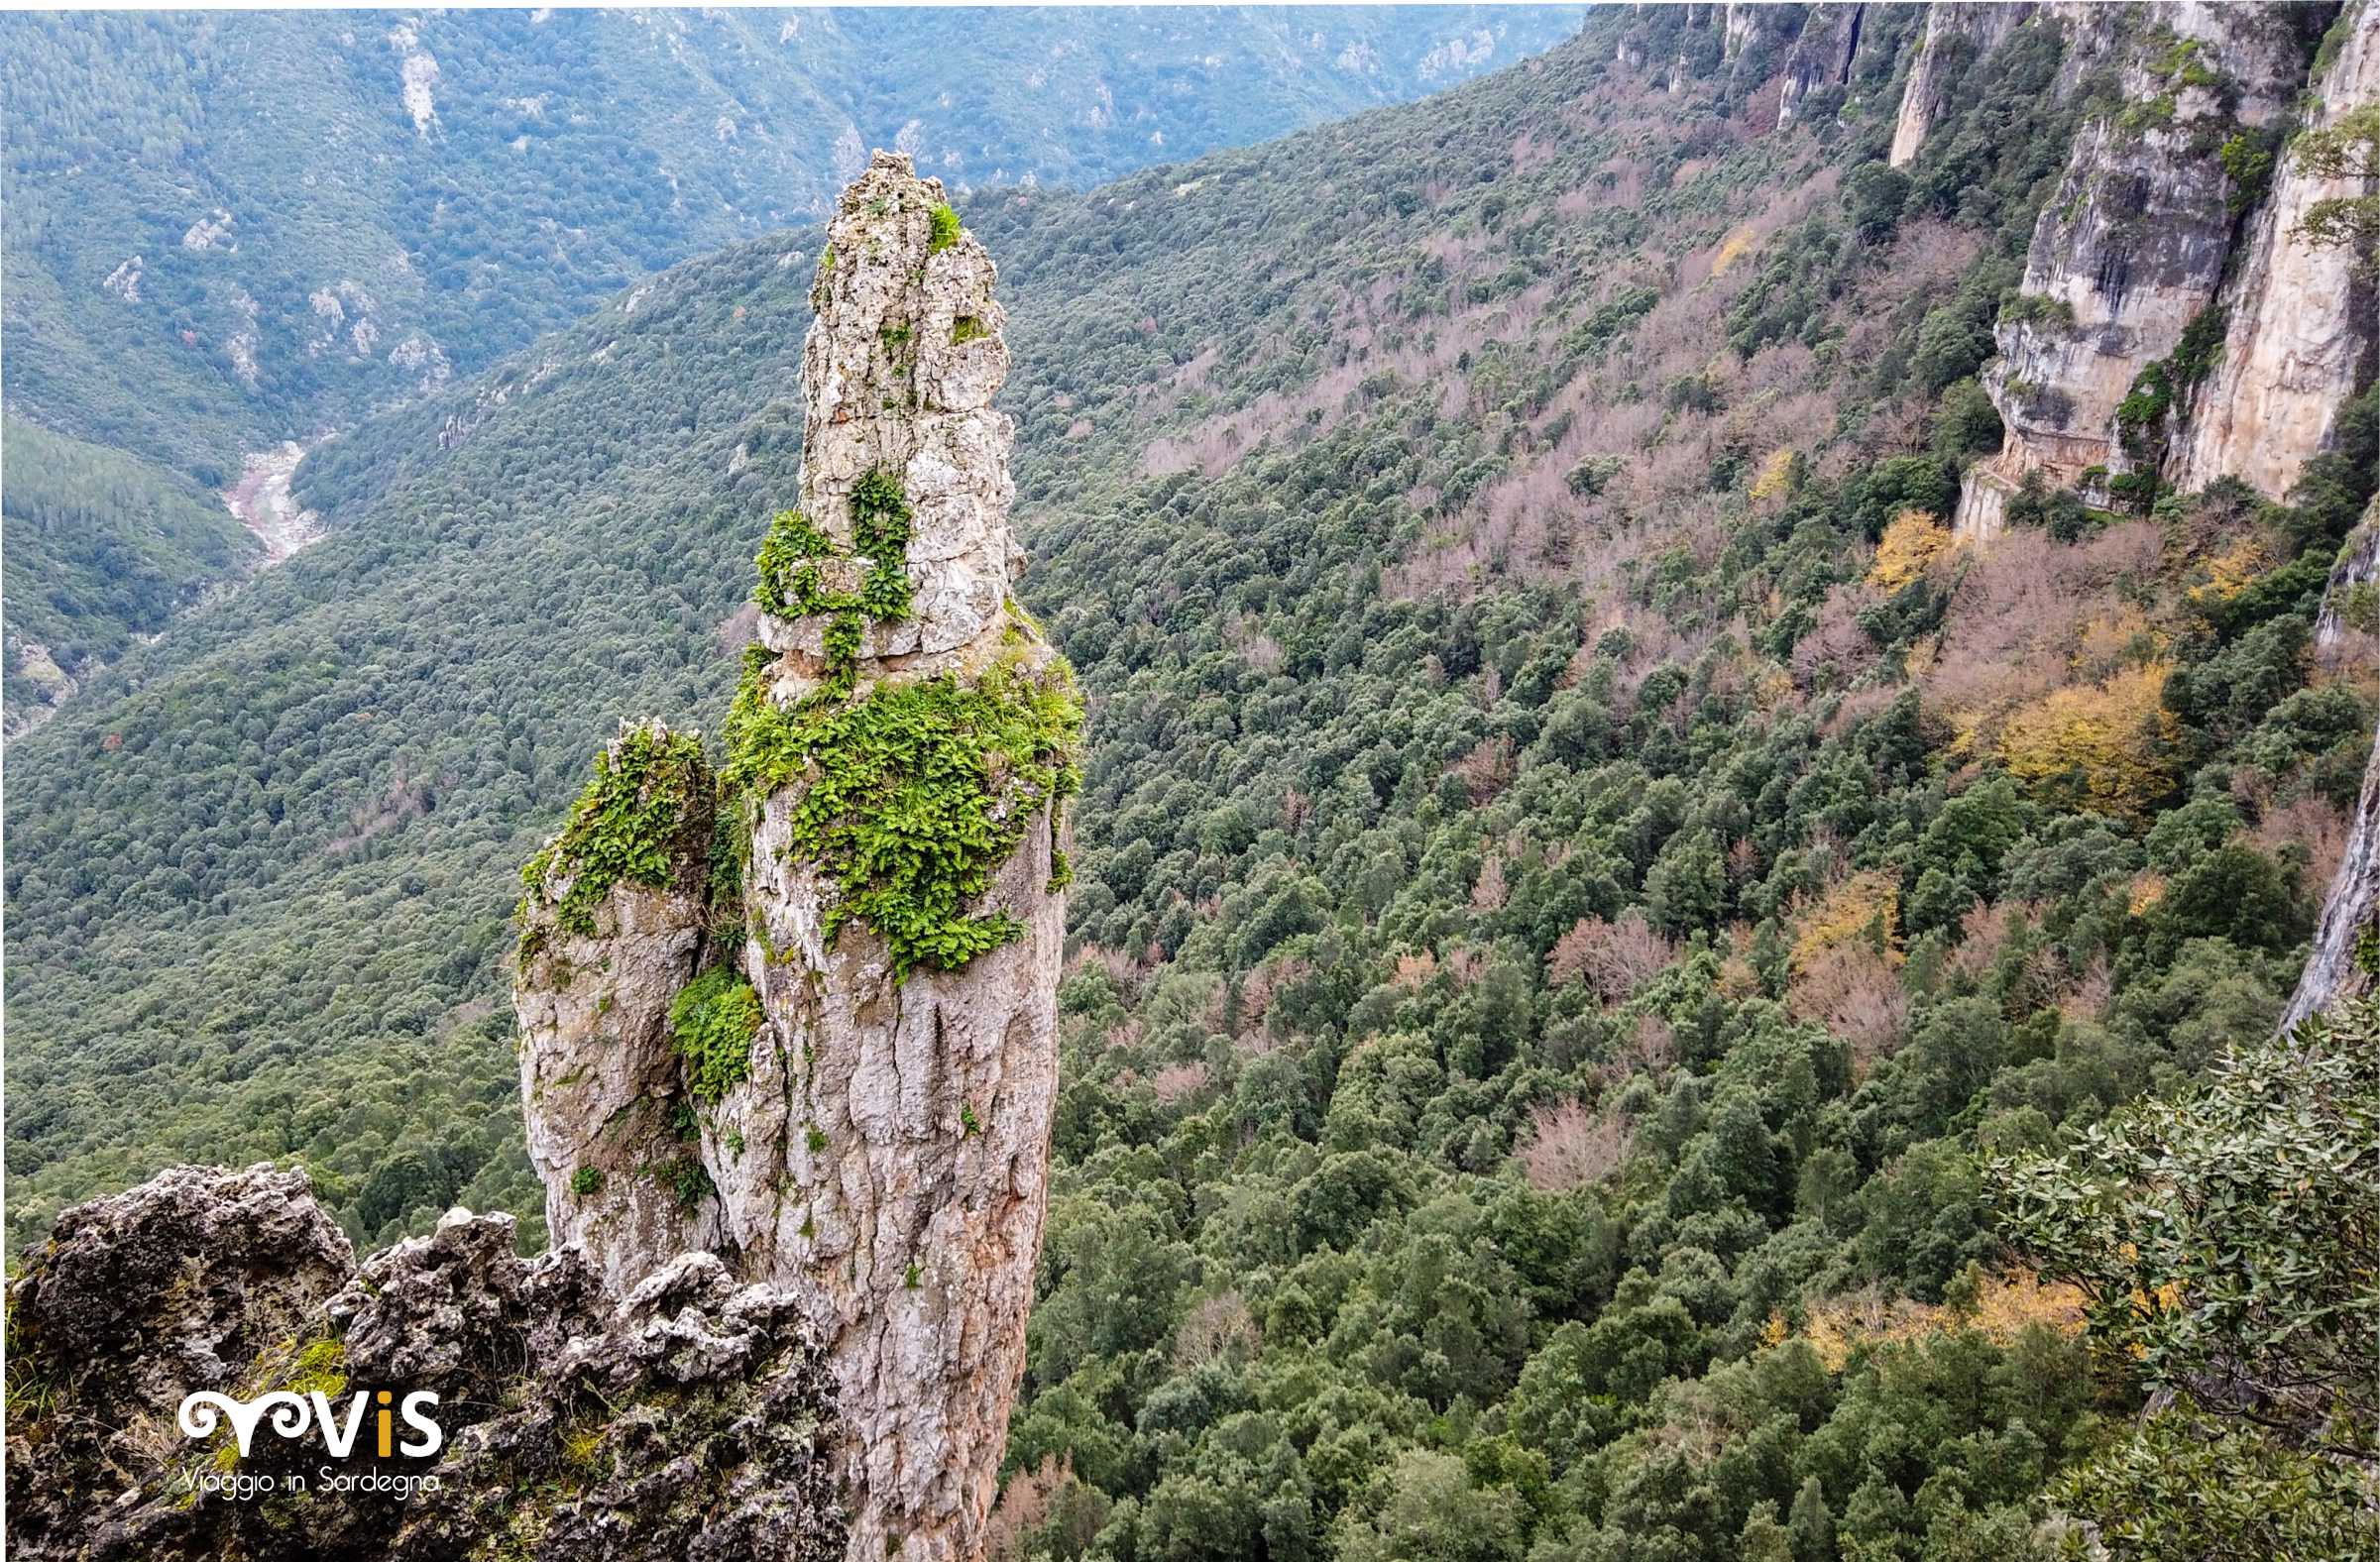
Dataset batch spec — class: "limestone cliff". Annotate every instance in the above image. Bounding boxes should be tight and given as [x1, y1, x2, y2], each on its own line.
[2169, 0, 2380, 499]
[2316, 500, 2380, 652]
[2281, 718, 2380, 1031]
[511, 151, 1080, 1562]
[515, 721, 728, 1295]
[1776, 3, 1869, 127]
[1952, 2, 2323, 541]
[1888, 3, 2039, 167]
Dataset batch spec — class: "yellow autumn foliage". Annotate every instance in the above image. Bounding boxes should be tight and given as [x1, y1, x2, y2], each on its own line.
[1790, 867, 1901, 971]
[1867, 509, 1951, 591]
[1750, 448, 1798, 502]
[2075, 606, 2161, 675]
[2187, 537, 2266, 604]
[1995, 660, 2180, 820]
[1768, 1271, 2087, 1373]
[1711, 224, 1760, 276]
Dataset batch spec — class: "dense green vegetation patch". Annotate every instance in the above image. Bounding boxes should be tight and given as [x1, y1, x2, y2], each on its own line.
[928, 203, 962, 255]
[752, 468, 917, 694]
[668, 965, 763, 1105]
[517, 726, 711, 955]
[724, 644, 1082, 979]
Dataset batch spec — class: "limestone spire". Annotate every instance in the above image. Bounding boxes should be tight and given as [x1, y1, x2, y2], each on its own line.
[515, 149, 1080, 1562]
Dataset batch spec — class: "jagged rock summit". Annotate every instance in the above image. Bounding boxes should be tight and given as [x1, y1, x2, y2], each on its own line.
[4, 150, 1080, 1562]
[514, 150, 1081, 1562]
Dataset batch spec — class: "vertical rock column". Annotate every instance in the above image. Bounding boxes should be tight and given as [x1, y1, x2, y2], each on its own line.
[710, 152, 1080, 1562]
[2169, 0, 2380, 499]
[516, 152, 1078, 1559]
[514, 722, 730, 1295]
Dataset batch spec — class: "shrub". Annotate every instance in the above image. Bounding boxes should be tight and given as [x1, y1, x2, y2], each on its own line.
[669, 966, 763, 1105]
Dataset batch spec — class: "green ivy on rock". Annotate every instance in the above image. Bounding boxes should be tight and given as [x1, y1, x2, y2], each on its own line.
[516, 726, 712, 967]
[751, 468, 917, 695]
[668, 965, 763, 1105]
[723, 637, 1082, 980]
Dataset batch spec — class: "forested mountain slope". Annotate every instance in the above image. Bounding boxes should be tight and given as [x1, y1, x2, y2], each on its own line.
[7, 4, 2378, 1557]
[5, 5, 1574, 476]
[0, 416, 261, 725]
[0, 5, 1575, 732]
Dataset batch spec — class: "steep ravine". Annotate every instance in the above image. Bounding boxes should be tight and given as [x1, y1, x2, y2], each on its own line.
[8, 8, 2380, 1556]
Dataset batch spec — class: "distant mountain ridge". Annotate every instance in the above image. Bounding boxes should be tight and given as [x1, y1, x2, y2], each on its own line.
[0, 3, 1580, 731]
[2, 5, 1580, 479]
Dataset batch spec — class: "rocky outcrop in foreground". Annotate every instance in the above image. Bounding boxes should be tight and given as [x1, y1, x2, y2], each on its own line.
[513, 151, 1079, 1562]
[3, 1164, 845, 1562]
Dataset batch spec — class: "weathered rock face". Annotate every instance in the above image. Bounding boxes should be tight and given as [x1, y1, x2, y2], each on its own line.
[716, 150, 1077, 1562]
[1954, 3, 2322, 542]
[1888, 3, 2039, 167]
[4, 1170, 847, 1562]
[516, 720, 728, 1294]
[3, 1163, 355, 1557]
[1776, 3, 1869, 127]
[512, 151, 1079, 1562]
[2316, 501, 2380, 653]
[760, 152, 1021, 682]
[2282, 719, 2380, 1033]
[2170, 0, 2380, 499]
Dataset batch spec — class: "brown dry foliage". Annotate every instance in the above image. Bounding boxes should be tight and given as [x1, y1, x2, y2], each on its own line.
[1150, 1061, 1210, 1105]
[1515, 1099, 1636, 1192]
[1787, 941, 1910, 1072]
[1546, 909, 1676, 1002]
[1174, 1291, 1262, 1369]
[1448, 735, 1518, 803]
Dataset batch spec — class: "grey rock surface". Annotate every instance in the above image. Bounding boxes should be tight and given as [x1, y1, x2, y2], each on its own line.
[1955, 3, 2322, 540]
[2169, 0, 2380, 499]
[515, 720, 729, 1295]
[4, 1174, 845, 1562]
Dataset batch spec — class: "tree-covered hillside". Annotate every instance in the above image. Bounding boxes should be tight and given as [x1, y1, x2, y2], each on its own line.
[7, 6, 2376, 1558]
[0, 416, 259, 728]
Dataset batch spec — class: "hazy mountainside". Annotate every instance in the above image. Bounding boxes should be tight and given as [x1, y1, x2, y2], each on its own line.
[8, 4, 2380, 1558]
[0, 3, 1576, 482]
[0, 5, 1575, 733]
